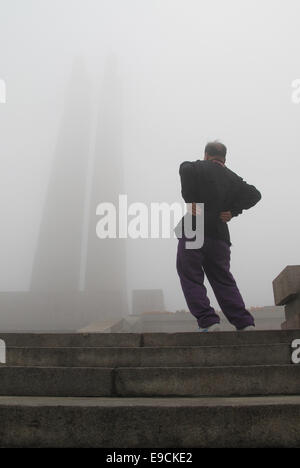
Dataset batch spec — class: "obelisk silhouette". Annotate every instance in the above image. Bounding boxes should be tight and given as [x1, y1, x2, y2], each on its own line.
[30, 56, 128, 323]
[84, 56, 127, 297]
[30, 58, 92, 291]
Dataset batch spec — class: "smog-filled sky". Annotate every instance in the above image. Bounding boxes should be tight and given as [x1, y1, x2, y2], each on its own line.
[0, 0, 299, 322]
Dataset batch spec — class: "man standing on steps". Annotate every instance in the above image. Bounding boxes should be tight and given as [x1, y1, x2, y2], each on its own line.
[176, 141, 261, 332]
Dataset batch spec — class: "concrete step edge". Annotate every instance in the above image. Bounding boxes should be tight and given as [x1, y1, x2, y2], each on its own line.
[3, 342, 293, 350]
[0, 364, 296, 370]
[0, 395, 300, 407]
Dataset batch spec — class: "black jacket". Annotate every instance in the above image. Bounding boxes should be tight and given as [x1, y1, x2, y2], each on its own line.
[178, 159, 262, 246]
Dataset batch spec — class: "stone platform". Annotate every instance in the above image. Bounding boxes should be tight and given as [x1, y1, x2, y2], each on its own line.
[0, 330, 300, 447]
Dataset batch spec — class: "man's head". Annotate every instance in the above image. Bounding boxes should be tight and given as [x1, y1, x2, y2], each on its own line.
[204, 141, 227, 163]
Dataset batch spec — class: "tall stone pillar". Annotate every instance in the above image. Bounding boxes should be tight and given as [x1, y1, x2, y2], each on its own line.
[30, 58, 92, 292]
[28, 56, 128, 330]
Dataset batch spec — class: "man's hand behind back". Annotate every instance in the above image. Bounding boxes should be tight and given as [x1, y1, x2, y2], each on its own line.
[187, 203, 202, 216]
[220, 211, 232, 223]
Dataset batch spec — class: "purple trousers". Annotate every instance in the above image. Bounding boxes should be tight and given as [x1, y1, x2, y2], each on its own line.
[176, 236, 255, 330]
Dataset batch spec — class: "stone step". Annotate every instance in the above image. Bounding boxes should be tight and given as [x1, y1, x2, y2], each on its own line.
[0, 333, 142, 348]
[0, 329, 300, 348]
[2, 343, 293, 367]
[142, 330, 300, 347]
[115, 365, 300, 397]
[0, 395, 300, 447]
[0, 366, 113, 397]
[0, 365, 299, 397]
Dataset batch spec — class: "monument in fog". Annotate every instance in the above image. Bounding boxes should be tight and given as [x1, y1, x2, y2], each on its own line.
[30, 58, 91, 292]
[21, 57, 127, 330]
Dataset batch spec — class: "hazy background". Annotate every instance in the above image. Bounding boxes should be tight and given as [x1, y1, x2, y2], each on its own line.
[0, 0, 299, 327]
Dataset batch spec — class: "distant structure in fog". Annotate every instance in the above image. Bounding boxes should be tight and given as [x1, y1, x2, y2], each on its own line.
[30, 56, 127, 324]
[83, 56, 127, 296]
[30, 58, 92, 291]
[132, 289, 165, 316]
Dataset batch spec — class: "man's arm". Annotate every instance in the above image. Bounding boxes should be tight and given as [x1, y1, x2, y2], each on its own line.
[179, 161, 197, 203]
[179, 162, 204, 216]
[230, 179, 262, 218]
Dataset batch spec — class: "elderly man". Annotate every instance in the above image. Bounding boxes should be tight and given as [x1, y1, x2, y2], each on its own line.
[176, 141, 261, 332]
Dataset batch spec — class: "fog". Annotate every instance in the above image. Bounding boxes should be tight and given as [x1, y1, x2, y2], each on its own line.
[0, 0, 299, 329]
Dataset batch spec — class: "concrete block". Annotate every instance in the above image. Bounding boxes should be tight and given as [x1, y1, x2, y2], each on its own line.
[273, 265, 300, 305]
[285, 296, 300, 329]
[132, 289, 165, 315]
